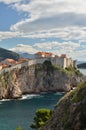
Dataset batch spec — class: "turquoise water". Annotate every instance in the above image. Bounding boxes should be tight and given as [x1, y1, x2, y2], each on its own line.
[0, 93, 64, 130]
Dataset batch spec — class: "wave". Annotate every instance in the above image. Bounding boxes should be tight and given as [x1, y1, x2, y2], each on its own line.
[54, 92, 65, 95]
[0, 99, 12, 102]
[19, 94, 40, 100]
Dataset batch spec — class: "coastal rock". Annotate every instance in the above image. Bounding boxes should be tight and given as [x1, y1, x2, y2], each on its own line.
[7, 84, 22, 99]
[39, 81, 86, 130]
[0, 61, 85, 99]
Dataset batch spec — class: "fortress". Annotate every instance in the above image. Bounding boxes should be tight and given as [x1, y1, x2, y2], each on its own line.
[0, 52, 76, 74]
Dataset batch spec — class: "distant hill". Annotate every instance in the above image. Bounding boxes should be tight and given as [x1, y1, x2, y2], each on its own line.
[77, 63, 86, 69]
[0, 48, 20, 61]
[19, 53, 34, 59]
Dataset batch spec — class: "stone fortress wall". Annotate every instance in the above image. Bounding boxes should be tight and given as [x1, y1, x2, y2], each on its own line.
[0, 57, 76, 74]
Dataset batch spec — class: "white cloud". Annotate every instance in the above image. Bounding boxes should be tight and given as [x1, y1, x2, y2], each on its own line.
[1, 0, 86, 43]
[1, 26, 86, 43]
[9, 42, 86, 61]
[0, 0, 22, 4]
[0, 0, 86, 61]
[10, 0, 86, 32]
[0, 31, 23, 40]
[10, 44, 37, 54]
[12, 0, 86, 17]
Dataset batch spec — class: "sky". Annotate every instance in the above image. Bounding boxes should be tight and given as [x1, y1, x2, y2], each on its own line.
[0, 0, 86, 61]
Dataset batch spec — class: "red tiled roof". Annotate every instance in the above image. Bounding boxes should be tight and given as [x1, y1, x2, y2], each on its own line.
[18, 58, 29, 61]
[61, 54, 66, 58]
[35, 52, 53, 56]
[2, 64, 8, 68]
[5, 58, 16, 64]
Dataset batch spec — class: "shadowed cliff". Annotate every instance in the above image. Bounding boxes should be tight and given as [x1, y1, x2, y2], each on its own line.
[39, 81, 86, 130]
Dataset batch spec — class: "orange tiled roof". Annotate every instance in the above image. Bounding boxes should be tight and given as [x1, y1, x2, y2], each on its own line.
[6, 58, 16, 64]
[18, 58, 29, 62]
[35, 52, 53, 56]
[2, 64, 8, 68]
[61, 54, 66, 58]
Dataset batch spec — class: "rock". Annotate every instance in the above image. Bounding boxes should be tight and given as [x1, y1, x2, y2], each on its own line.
[0, 62, 85, 99]
[8, 84, 22, 99]
[39, 81, 86, 130]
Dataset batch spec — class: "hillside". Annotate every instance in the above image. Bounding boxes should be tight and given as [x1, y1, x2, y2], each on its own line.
[19, 52, 34, 59]
[0, 48, 20, 61]
[40, 81, 86, 130]
[77, 63, 86, 69]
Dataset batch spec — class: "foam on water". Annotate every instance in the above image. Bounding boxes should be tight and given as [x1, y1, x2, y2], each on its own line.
[54, 92, 65, 95]
[0, 99, 12, 102]
[19, 94, 40, 100]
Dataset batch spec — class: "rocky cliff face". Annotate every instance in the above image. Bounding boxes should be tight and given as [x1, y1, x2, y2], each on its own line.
[0, 61, 85, 99]
[39, 81, 86, 130]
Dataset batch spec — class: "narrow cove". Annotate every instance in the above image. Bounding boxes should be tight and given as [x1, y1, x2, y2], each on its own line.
[0, 92, 64, 130]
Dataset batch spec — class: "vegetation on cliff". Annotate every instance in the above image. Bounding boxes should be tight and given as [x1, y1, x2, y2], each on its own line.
[0, 71, 13, 88]
[39, 81, 86, 130]
[31, 108, 52, 129]
[15, 126, 22, 130]
[36, 60, 82, 76]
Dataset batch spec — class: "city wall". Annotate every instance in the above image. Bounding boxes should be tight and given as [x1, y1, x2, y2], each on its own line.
[0, 57, 75, 74]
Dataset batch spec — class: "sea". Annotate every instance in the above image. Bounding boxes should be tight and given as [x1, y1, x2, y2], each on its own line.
[0, 68, 85, 130]
[0, 92, 64, 130]
[79, 68, 86, 75]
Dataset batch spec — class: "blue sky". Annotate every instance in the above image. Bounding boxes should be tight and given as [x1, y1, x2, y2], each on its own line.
[0, 0, 86, 61]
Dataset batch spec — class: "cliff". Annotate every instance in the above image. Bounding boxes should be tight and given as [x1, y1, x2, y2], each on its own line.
[39, 81, 86, 130]
[0, 61, 85, 99]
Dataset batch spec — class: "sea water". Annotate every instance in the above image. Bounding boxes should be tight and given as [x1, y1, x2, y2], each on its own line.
[0, 93, 64, 130]
[79, 68, 86, 75]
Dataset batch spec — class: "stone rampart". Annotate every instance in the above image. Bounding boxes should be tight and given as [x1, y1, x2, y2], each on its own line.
[0, 57, 75, 74]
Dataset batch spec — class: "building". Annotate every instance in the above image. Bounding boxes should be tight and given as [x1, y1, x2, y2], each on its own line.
[35, 52, 76, 69]
[35, 52, 54, 59]
[0, 58, 17, 66]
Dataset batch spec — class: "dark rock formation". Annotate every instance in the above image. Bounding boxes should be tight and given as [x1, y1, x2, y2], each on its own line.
[39, 81, 86, 130]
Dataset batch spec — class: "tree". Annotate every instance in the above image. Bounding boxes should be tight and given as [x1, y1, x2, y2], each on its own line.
[15, 126, 22, 130]
[31, 108, 52, 129]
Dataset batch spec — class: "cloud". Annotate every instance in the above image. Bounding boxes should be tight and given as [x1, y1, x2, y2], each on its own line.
[0, 31, 23, 40]
[12, 0, 86, 17]
[10, 44, 37, 54]
[10, 0, 86, 31]
[10, 42, 86, 61]
[9, 0, 86, 42]
[0, 0, 23, 4]
[0, 0, 86, 61]
[1, 26, 86, 43]
[1, 0, 86, 42]
[10, 12, 86, 34]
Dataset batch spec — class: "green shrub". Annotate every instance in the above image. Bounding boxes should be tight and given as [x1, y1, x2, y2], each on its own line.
[15, 126, 22, 130]
[30, 108, 52, 128]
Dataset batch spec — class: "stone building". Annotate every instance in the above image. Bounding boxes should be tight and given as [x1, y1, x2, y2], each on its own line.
[35, 52, 76, 69]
